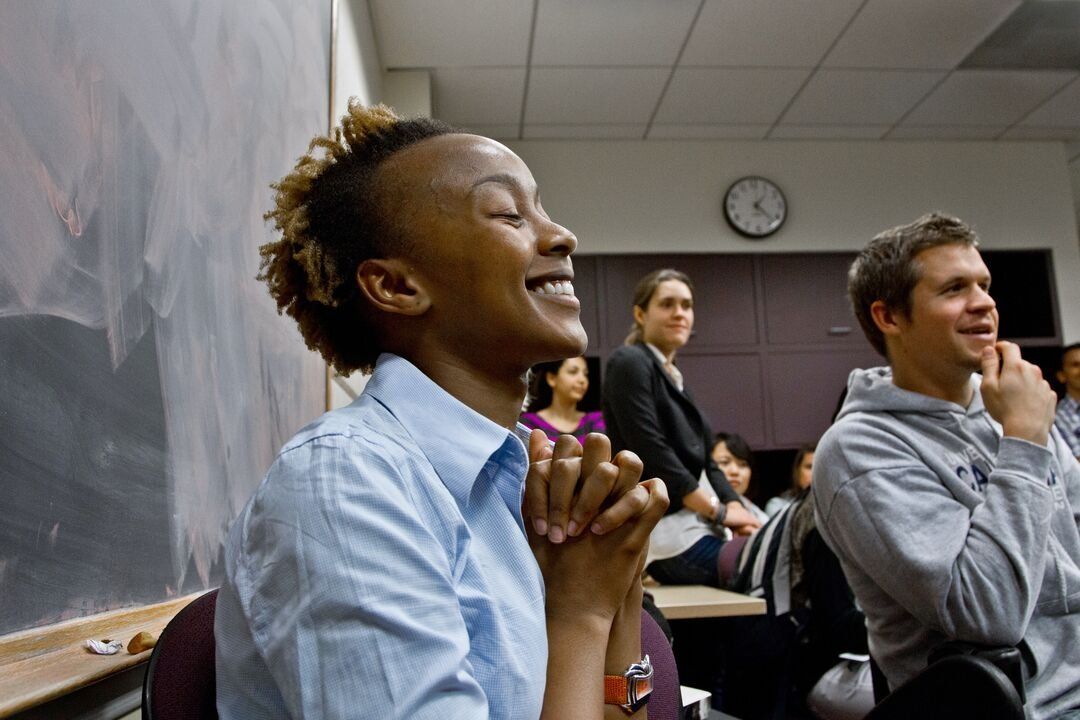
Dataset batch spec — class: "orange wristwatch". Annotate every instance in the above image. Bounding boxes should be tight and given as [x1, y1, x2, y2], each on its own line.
[604, 655, 653, 713]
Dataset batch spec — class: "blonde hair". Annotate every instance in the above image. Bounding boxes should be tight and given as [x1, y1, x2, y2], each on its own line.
[259, 100, 455, 374]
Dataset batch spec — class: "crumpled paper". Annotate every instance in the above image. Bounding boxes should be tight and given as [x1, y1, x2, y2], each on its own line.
[85, 638, 124, 655]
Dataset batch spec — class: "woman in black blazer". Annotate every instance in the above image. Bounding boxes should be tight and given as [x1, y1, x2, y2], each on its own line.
[603, 268, 761, 586]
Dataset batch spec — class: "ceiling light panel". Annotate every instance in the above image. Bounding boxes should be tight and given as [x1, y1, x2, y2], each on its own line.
[782, 69, 946, 125]
[654, 67, 811, 124]
[431, 68, 526, 125]
[525, 67, 670, 124]
[823, 0, 1021, 70]
[902, 69, 1075, 125]
[1018, 75, 1080, 126]
[531, 0, 699, 66]
[371, 0, 533, 67]
[682, 0, 863, 67]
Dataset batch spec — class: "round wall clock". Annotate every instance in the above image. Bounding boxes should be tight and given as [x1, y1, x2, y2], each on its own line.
[723, 176, 787, 238]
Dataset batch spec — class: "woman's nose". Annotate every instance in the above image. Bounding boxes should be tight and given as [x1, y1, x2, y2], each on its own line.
[537, 220, 577, 257]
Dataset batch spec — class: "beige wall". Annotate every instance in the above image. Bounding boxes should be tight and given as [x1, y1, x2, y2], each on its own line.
[509, 139, 1080, 343]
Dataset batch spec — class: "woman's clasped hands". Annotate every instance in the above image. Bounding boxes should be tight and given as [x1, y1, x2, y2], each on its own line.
[523, 431, 668, 622]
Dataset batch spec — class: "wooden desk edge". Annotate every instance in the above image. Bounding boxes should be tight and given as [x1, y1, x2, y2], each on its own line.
[0, 592, 205, 718]
[648, 586, 767, 619]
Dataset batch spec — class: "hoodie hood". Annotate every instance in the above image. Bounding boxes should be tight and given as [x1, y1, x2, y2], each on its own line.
[836, 366, 985, 422]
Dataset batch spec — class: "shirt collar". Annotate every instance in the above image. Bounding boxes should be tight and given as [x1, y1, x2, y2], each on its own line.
[363, 354, 526, 506]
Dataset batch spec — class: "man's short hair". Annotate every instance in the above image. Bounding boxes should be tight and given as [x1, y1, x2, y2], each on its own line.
[1063, 343, 1080, 367]
[848, 212, 980, 357]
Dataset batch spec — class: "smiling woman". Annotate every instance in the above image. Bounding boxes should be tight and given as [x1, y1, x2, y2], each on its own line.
[522, 356, 606, 443]
[216, 100, 669, 720]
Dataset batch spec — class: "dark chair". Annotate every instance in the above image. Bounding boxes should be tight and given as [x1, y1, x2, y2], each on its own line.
[142, 588, 219, 720]
[865, 652, 1025, 720]
[641, 608, 681, 720]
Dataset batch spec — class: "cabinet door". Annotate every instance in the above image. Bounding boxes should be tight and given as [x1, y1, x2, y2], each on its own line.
[677, 352, 767, 448]
[762, 254, 864, 346]
[600, 254, 759, 353]
[572, 255, 601, 353]
[765, 348, 882, 447]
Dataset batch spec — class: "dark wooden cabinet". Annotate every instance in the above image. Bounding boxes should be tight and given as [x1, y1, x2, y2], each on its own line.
[678, 352, 768, 447]
[765, 348, 881, 447]
[762, 253, 863, 347]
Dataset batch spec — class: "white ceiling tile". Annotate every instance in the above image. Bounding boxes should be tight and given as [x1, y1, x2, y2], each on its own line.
[655, 68, 810, 124]
[682, 0, 863, 67]
[525, 68, 670, 124]
[904, 70, 1075, 126]
[1019, 76, 1080, 127]
[770, 125, 890, 139]
[887, 125, 1005, 140]
[532, 0, 699, 66]
[823, 0, 1021, 70]
[432, 68, 526, 125]
[782, 70, 945, 125]
[648, 124, 770, 139]
[523, 124, 646, 139]
[999, 126, 1080, 141]
[458, 124, 522, 141]
[371, 0, 533, 67]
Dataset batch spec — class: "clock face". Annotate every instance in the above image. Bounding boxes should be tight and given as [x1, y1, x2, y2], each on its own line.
[723, 176, 787, 238]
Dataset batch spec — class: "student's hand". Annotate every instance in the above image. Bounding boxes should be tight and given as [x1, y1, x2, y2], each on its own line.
[524, 431, 648, 543]
[528, 476, 668, 625]
[724, 501, 762, 536]
[981, 342, 1057, 446]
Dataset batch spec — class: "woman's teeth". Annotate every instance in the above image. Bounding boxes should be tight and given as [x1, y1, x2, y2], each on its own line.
[532, 280, 575, 296]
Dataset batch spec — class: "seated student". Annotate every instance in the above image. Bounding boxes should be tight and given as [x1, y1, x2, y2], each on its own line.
[711, 432, 770, 525]
[764, 443, 815, 517]
[1056, 342, 1080, 461]
[521, 356, 605, 443]
[214, 101, 669, 719]
[721, 487, 869, 720]
[813, 212, 1080, 720]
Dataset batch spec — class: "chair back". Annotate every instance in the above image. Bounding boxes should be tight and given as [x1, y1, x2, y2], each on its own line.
[641, 608, 681, 720]
[142, 588, 219, 720]
[865, 654, 1024, 720]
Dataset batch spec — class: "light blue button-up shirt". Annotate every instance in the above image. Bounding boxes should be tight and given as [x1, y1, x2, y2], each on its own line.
[215, 354, 547, 719]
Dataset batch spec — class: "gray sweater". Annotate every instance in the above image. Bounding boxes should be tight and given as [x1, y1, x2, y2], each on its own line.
[814, 367, 1080, 720]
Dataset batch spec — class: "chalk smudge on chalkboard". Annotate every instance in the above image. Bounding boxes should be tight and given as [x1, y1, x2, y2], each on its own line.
[0, 0, 328, 634]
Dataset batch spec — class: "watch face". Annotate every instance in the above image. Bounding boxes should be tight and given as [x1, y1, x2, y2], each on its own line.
[724, 176, 786, 238]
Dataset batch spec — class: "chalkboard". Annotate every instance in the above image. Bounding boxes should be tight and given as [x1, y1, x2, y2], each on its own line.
[0, 1, 329, 635]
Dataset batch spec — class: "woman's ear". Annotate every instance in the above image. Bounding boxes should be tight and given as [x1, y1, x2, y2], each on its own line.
[545, 372, 557, 389]
[632, 304, 645, 328]
[356, 259, 431, 316]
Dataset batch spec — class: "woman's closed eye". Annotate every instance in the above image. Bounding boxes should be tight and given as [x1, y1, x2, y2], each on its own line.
[493, 212, 524, 226]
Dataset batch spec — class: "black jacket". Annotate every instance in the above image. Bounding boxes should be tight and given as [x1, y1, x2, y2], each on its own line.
[602, 343, 738, 514]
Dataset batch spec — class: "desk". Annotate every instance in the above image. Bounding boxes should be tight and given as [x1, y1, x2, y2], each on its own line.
[648, 585, 765, 620]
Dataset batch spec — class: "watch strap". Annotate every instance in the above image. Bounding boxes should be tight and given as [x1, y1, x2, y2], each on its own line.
[603, 655, 653, 712]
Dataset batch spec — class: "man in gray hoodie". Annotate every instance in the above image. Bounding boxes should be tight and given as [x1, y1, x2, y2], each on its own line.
[813, 213, 1080, 720]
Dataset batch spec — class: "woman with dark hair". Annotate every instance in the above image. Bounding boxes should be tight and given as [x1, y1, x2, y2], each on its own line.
[765, 443, 816, 517]
[711, 432, 769, 525]
[602, 269, 761, 587]
[521, 357, 605, 443]
[214, 101, 669, 719]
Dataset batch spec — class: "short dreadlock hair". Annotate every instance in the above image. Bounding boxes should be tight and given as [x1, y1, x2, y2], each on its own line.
[259, 100, 457, 374]
[848, 212, 980, 358]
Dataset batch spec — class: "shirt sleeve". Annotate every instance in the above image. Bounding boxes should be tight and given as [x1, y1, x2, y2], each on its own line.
[236, 437, 490, 720]
[817, 427, 1056, 646]
[603, 351, 700, 510]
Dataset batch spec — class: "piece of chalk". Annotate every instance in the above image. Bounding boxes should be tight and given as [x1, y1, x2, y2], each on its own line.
[127, 631, 157, 654]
